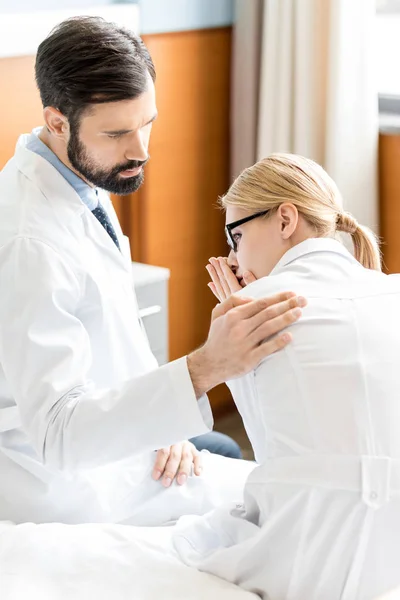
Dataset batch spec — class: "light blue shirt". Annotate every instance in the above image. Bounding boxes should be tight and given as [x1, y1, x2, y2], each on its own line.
[26, 130, 99, 211]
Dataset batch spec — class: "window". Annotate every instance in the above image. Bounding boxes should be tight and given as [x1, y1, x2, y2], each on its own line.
[376, 0, 400, 113]
[377, 0, 400, 13]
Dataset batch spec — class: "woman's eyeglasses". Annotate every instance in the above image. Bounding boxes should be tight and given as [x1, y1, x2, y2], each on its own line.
[225, 210, 270, 253]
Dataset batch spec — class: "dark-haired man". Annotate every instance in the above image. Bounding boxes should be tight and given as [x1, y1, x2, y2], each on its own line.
[0, 17, 303, 524]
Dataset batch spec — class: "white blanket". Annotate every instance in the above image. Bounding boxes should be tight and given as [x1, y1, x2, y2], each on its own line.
[0, 520, 258, 600]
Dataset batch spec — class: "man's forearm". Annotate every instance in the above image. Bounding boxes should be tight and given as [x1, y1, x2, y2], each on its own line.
[187, 347, 221, 399]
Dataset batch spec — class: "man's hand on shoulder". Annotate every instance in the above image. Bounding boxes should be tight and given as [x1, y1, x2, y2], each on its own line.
[187, 291, 307, 397]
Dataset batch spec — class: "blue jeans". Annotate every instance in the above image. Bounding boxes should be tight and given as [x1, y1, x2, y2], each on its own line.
[190, 431, 243, 459]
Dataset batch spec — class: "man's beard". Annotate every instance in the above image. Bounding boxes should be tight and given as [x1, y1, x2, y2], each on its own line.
[67, 128, 147, 195]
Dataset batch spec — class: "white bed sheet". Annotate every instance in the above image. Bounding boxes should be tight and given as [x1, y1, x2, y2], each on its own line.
[0, 520, 258, 600]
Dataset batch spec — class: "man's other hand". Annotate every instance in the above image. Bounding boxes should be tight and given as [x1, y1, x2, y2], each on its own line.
[152, 441, 202, 488]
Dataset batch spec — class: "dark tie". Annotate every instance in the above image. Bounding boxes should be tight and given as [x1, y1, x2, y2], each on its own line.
[92, 203, 120, 250]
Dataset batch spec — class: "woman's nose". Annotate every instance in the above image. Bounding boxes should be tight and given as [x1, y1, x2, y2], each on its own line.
[227, 249, 238, 269]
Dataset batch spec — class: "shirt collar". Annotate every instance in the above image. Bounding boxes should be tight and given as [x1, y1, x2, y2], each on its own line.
[269, 237, 358, 275]
[25, 128, 99, 211]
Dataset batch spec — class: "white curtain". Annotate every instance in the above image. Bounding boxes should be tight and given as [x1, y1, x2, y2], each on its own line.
[231, 0, 379, 231]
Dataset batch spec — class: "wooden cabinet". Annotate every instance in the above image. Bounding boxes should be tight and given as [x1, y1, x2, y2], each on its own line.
[133, 262, 170, 367]
[379, 129, 400, 274]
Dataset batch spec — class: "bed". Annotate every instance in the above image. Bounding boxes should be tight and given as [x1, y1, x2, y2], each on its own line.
[0, 520, 258, 600]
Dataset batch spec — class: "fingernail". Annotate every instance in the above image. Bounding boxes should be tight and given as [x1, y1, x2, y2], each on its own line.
[196, 467, 202, 476]
[152, 469, 162, 481]
[293, 307, 302, 317]
[297, 296, 307, 307]
[282, 333, 291, 342]
[177, 474, 187, 485]
[163, 477, 172, 488]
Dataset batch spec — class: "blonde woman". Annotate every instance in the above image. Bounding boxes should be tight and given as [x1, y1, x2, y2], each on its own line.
[173, 154, 400, 600]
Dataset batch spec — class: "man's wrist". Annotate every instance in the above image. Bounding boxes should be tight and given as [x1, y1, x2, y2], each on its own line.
[187, 346, 220, 399]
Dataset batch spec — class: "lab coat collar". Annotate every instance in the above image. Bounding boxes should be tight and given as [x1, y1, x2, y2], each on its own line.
[14, 132, 132, 270]
[15, 132, 85, 216]
[270, 237, 358, 275]
[25, 128, 99, 211]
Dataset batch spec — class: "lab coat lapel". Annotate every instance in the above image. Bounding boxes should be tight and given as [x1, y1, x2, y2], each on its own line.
[97, 190, 133, 270]
[16, 142, 132, 275]
[85, 209, 133, 280]
[15, 142, 84, 220]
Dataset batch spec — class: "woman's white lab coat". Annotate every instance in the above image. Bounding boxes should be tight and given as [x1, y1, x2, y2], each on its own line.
[0, 133, 252, 524]
[174, 238, 400, 600]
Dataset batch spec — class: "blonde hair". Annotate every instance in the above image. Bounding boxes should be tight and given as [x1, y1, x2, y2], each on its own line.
[221, 154, 381, 271]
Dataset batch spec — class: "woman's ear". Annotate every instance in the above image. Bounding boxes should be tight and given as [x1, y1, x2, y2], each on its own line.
[278, 203, 298, 240]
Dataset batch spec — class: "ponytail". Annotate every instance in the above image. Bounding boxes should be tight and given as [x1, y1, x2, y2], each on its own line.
[336, 212, 381, 271]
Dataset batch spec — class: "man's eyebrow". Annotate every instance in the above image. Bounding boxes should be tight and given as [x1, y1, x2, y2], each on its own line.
[102, 113, 158, 135]
[147, 112, 158, 125]
[102, 128, 132, 135]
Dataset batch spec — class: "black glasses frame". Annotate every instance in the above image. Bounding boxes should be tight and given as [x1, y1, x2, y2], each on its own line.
[225, 210, 270, 252]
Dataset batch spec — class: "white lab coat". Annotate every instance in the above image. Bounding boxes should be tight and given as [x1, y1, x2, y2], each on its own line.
[0, 133, 254, 524]
[174, 239, 400, 600]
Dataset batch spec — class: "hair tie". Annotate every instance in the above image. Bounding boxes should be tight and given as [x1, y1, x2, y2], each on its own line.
[336, 212, 358, 235]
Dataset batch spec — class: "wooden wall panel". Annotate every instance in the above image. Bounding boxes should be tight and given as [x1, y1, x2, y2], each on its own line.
[132, 28, 233, 413]
[379, 132, 400, 274]
[136, 29, 230, 343]
[0, 56, 42, 169]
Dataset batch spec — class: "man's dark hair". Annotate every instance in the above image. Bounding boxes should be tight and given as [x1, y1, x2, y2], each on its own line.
[35, 16, 156, 126]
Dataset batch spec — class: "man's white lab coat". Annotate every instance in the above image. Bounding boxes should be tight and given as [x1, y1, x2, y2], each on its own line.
[0, 133, 253, 524]
[174, 238, 400, 600]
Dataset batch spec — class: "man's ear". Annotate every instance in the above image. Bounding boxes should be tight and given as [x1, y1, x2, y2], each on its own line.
[278, 203, 298, 240]
[43, 107, 69, 140]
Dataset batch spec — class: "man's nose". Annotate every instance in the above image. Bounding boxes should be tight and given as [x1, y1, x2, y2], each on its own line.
[125, 131, 148, 162]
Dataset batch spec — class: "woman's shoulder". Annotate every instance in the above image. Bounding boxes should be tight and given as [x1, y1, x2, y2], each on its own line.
[235, 272, 303, 300]
[236, 265, 400, 303]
